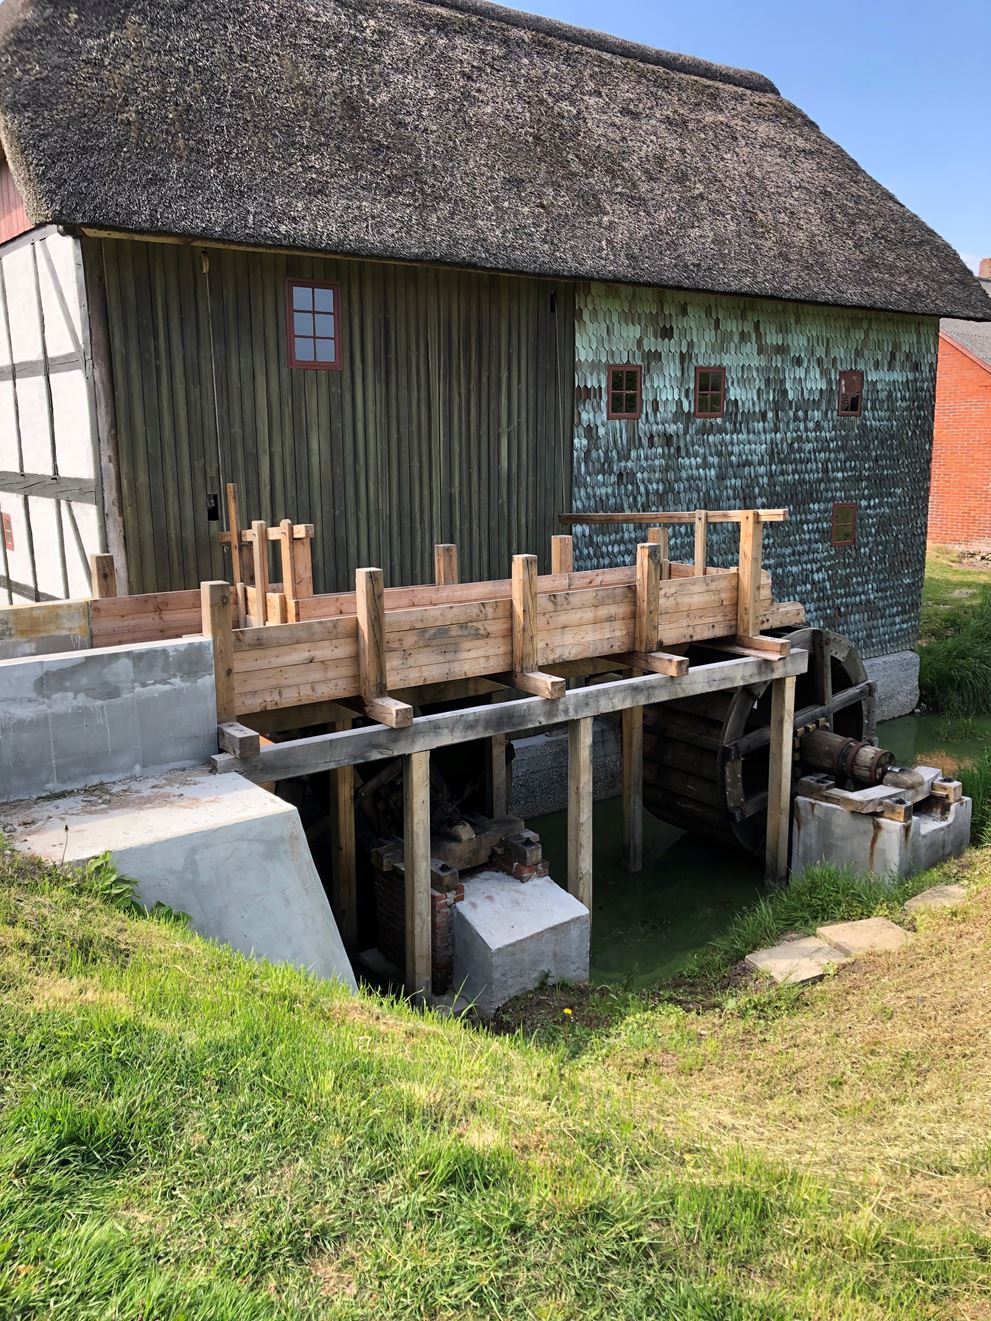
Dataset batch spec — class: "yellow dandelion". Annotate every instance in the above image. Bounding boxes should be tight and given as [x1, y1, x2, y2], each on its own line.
[562, 1008, 573, 1016]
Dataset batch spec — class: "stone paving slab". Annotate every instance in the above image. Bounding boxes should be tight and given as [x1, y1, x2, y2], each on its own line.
[904, 883, 968, 914]
[817, 917, 911, 957]
[745, 936, 852, 986]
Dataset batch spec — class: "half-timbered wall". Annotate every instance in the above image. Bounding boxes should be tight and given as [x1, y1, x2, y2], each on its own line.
[572, 283, 939, 658]
[93, 238, 575, 594]
[0, 229, 103, 603]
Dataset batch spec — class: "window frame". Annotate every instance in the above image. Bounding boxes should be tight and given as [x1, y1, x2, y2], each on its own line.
[693, 366, 726, 419]
[606, 364, 643, 420]
[837, 369, 864, 418]
[285, 278, 343, 372]
[831, 501, 858, 547]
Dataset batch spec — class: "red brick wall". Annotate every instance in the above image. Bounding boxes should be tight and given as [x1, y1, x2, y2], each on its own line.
[928, 334, 991, 545]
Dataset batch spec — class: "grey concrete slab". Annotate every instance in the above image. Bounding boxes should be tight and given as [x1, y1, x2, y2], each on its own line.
[792, 794, 972, 879]
[904, 883, 968, 913]
[132, 638, 217, 769]
[864, 650, 920, 721]
[745, 935, 851, 985]
[3, 768, 356, 990]
[816, 917, 911, 956]
[453, 870, 589, 1016]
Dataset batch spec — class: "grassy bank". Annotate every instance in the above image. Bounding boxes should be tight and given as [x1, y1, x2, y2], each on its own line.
[3, 843, 991, 1318]
[918, 546, 991, 715]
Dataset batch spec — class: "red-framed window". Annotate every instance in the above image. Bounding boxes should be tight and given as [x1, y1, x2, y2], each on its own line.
[694, 366, 726, 418]
[831, 502, 857, 547]
[838, 369, 864, 417]
[607, 365, 643, 419]
[286, 279, 342, 370]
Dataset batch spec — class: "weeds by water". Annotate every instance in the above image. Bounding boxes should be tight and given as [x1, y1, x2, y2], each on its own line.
[918, 550, 991, 715]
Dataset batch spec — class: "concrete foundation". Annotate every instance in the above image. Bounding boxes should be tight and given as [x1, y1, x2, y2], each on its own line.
[2, 768, 356, 989]
[0, 637, 217, 801]
[864, 650, 920, 721]
[791, 793, 972, 880]
[510, 717, 621, 819]
[452, 870, 589, 1015]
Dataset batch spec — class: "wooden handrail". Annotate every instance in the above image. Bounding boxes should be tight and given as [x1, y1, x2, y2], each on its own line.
[559, 508, 787, 525]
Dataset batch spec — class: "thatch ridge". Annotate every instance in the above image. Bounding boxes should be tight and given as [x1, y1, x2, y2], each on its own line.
[0, 0, 987, 320]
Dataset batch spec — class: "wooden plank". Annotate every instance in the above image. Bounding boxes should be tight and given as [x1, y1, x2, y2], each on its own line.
[251, 520, 269, 624]
[202, 581, 236, 724]
[498, 670, 565, 699]
[622, 706, 643, 873]
[217, 651, 809, 779]
[433, 543, 459, 585]
[635, 541, 661, 654]
[736, 510, 762, 637]
[89, 553, 118, 599]
[356, 566, 412, 728]
[550, 534, 574, 574]
[693, 509, 708, 576]
[567, 717, 593, 911]
[511, 553, 538, 673]
[765, 674, 797, 884]
[614, 650, 689, 677]
[403, 749, 432, 1002]
[330, 716, 358, 949]
[560, 509, 789, 526]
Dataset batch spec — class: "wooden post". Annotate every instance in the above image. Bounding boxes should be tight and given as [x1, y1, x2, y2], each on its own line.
[279, 517, 296, 600]
[648, 526, 671, 581]
[551, 534, 574, 575]
[487, 692, 509, 817]
[251, 520, 269, 625]
[765, 674, 796, 884]
[693, 509, 708, 576]
[567, 716, 593, 911]
[507, 553, 564, 698]
[622, 706, 643, 873]
[403, 749, 432, 1002]
[736, 510, 763, 638]
[634, 541, 661, 655]
[356, 567, 412, 727]
[89, 553, 117, 598]
[329, 716, 358, 949]
[434, 543, 459, 585]
[201, 581, 236, 725]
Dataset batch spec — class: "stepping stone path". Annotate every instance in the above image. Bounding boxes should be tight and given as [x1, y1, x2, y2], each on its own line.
[745, 936, 852, 986]
[904, 882, 967, 913]
[815, 917, 911, 957]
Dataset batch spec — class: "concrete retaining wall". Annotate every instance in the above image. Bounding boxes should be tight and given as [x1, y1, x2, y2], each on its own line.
[0, 636, 217, 801]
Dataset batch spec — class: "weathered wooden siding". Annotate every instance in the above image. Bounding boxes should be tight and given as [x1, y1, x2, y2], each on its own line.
[91, 238, 574, 594]
[0, 160, 31, 247]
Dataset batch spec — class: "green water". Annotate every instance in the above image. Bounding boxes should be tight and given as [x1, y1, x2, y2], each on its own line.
[532, 714, 991, 986]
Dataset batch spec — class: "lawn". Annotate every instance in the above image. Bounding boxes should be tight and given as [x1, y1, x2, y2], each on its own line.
[918, 546, 991, 715]
[2, 843, 991, 1319]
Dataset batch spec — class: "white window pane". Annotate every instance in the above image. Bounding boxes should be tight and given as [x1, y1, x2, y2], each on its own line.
[292, 285, 313, 311]
[315, 338, 336, 363]
[293, 311, 312, 336]
[314, 287, 335, 313]
[314, 313, 335, 338]
[294, 337, 315, 361]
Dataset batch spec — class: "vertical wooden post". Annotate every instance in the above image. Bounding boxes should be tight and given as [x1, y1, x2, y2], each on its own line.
[511, 553, 538, 674]
[201, 581, 236, 724]
[736, 510, 763, 637]
[567, 716, 593, 912]
[550, 534, 574, 575]
[634, 541, 661, 655]
[403, 749, 432, 1003]
[279, 517, 296, 602]
[765, 674, 796, 884]
[693, 509, 708, 577]
[251, 520, 269, 625]
[434, 543, 459, 585]
[356, 567, 412, 727]
[487, 693, 509, 818]
[648, 525, 671, 581]
[89, 553, 117, 598]
[622, 706, 643, 874]
[293, 528, 315, 601]
[329, 717, 358, 949]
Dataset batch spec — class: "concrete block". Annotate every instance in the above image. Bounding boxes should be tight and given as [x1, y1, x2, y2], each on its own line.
[42, 649, 141, 786]
[0, 655, 53, 798]
[904, 882, 968, 913]
[2, 768, 356, 990]
[864, 650, 920, 721]
[791, 794, 971, 880]
[745, 936, 851, 985]
[817, 917, 911, 956]
[132, 638, 217, 768]
[453, 870, 589, 1016]
[510, 717, 621, 819]
[0, 598, 91, 658]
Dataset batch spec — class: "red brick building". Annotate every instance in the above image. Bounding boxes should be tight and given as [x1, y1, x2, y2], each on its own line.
[929, 259, 991, 546]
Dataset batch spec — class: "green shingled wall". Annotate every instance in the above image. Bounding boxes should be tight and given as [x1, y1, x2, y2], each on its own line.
[572, 283, 940, 658]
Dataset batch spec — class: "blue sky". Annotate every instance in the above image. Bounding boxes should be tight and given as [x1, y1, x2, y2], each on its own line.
[515, 0, 991, 272]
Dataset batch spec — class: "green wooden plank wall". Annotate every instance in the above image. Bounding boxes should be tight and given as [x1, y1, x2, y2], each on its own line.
[91, 237, 575, 594]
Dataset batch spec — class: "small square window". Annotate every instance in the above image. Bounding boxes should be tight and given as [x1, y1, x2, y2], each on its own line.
[694, 366, 725, 418]
[286, 279, 342, 370]
[607, 365, 642, 419]
[831, 502, 857, 547]
[838, 370, 864, 417]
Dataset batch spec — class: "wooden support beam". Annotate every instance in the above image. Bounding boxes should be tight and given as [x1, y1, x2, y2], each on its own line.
[251, 520, 269, 623]
[736, 510, 763, 637]
[403, 749, 432, 1002]
[615, 650, 689, 677]
[568, 717, 593, 911]
[201, 581, 236, 724]
[434, 543, 459, 585]
[634, 541, 661, 654]
[550, 534, 574, 574]
[622, 706, 643, 873]
[89, 552, 117, 599]
[733, 635, 790, 657]
[510, 552, 562, 698]
[497, 669, 566, 699]
[356, 567, 413, 729]
[217, 721, 260, 759]
[693, 509, 708, 577]
[765, 674, 797, 885]
[330, 716, 358, 949]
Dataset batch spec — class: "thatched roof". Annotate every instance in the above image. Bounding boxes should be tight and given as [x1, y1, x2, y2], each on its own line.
[0, 0, 987, 320]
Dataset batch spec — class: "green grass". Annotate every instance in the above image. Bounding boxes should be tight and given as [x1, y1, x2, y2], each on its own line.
[3, 844, 991, 1318]
[918, 547, 991, 715]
